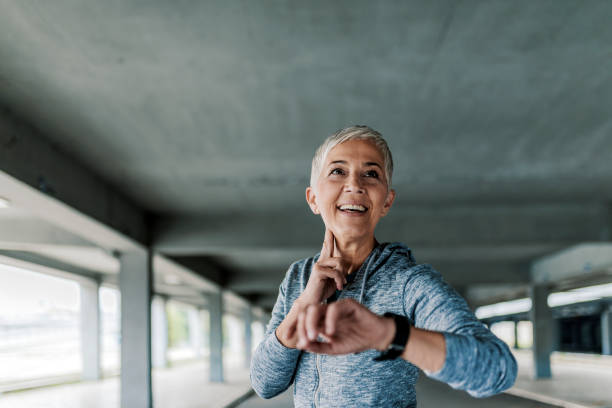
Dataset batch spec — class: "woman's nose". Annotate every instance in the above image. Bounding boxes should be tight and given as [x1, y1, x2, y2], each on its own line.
[344, 174, 365, 193]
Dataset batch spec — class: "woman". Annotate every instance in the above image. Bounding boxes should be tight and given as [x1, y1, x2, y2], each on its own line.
[250, 125, 517, 407]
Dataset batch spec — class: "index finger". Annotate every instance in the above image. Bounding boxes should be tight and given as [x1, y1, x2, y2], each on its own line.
[321, 228, 335, 259]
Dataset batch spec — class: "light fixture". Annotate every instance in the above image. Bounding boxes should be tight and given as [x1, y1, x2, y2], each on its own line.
[0, 197, 10, 209]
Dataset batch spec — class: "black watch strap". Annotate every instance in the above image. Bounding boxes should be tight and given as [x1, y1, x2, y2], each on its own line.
[373, 312, 411, 361]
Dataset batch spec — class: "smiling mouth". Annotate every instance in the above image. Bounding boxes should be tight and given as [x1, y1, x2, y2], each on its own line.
[337, 204, 368, 213]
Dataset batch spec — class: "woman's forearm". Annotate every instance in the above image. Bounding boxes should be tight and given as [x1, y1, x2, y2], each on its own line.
[377, 318, 446, 372]
[402, 327, 446, 372]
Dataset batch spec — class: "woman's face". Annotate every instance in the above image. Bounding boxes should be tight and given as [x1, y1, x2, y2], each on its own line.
[306, 139, 395, 242]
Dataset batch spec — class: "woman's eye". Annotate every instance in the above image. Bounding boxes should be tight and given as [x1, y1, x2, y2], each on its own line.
[364, 170, 379, 178]
[330, 168, 345, 176]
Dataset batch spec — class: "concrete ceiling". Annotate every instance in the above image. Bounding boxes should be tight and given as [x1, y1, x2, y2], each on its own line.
[1, 1, 611, 309]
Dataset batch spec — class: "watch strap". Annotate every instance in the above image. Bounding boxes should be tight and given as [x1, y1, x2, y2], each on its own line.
[373, 312, 411, 361]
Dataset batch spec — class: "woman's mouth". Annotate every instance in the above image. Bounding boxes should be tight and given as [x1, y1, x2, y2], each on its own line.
[337, 204, 368, 213]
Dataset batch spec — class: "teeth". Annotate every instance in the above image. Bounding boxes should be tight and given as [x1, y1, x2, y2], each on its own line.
[339, 204, 367, 212]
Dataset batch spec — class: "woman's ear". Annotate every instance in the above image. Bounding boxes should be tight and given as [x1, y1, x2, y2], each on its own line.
[381, 189, 396, 217]
[305, 186, 320, 214]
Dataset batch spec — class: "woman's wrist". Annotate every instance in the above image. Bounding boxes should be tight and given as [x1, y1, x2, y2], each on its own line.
[297, 290, 324, 306]
[276, 298, 310, 348]
[374, 315, 396, 351]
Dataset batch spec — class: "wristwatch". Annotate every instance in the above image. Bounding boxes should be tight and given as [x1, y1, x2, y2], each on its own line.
[373, 312, 412, 361]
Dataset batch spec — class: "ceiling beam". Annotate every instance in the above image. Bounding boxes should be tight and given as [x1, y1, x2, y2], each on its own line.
[0, 250, 103, 284]
[531, 242, 612, 288]
[226, 274, 284, 293]
[0, 110, 147, 250]
[153, 255, 220, 293]
[154, 283, 207, 298]
[168, 256, 230, 287]
[0, 218, 96, 249]
[435, 261, 530, 286]
[154, 203, 607, 254]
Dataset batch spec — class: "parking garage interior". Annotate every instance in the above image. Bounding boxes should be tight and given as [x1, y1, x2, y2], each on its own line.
[1, 1, 612, 407]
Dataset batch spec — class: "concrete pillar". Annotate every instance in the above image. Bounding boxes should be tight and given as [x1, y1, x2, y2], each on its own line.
[602, 308, 612, 355]
[243, 306, 252, 369]
[151, 296, 168, 368]
[119, 250, 153, 408]
[188, 307, 204, 357]
[513, 320, 519, 349]
[208, 291, 223, 382]
[80, 279, 101, 381]
[551, 318, 560, 352]
[529, 284, 552, 379]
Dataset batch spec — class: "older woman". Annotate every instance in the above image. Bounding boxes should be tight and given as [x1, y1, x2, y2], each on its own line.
[250, 126, 517, 407]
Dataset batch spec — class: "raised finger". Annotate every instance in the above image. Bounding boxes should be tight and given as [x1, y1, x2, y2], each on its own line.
[321, 228, 335, 259]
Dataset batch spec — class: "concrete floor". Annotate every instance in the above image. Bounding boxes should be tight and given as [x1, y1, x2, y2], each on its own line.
[509, 350, 612, 408]
[416, 377, 557, 408]
[0, 360, 252, 408]
[1, 351, 611, 408]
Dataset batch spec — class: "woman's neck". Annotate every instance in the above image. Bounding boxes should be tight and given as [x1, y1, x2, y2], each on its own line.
[334, 235, 377, 274]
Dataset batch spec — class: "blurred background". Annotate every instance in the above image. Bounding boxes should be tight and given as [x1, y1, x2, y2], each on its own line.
[0, 1, 611, 407]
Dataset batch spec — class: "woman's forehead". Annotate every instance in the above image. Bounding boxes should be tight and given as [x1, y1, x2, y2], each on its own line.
[325, 139, 384, 165]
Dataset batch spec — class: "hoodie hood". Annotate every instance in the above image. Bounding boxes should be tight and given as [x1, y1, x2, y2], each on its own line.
[356, 242, 415, 303]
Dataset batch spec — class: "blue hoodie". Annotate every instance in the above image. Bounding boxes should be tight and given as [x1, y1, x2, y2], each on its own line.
[250, 242, 517, 407]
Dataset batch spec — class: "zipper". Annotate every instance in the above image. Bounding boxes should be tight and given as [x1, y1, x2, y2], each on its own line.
[313, 297, 328, 408]
[314, 353, 321, 407]
[311, 249, 376, 407]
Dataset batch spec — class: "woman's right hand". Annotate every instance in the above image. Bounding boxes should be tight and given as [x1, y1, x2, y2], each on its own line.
[276, 228, 349, 348]
[300, 228, 349, 305]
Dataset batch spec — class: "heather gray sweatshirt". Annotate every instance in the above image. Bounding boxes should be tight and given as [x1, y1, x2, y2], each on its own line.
[250, 242, 517, 407]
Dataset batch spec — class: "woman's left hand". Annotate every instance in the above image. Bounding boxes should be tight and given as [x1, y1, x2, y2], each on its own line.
[295, 298, 394, 354]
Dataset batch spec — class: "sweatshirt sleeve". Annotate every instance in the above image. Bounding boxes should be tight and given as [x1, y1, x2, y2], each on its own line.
[402, 264, 517, 398]
[250, 264, 302, 399]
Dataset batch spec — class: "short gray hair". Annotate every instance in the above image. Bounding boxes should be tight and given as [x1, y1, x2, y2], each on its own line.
[310, 125, 394, 189]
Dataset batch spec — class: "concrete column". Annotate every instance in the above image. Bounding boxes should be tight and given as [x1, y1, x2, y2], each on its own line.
[188, 307, 204, 357]
[529, 284, 552, 379]
[80, 279, 101, 381]
[602, 307, 612, 355]
[208, 292, 224, 382]
[513, 320, 519, 349]
[119, 250, 152, 408]
[551, 318, 560, 352]
[243, 306, 252, 369]
[151, 296, 168, 368]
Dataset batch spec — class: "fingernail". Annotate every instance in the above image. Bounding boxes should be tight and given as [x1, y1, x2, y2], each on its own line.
[308, 330, 316, 340]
